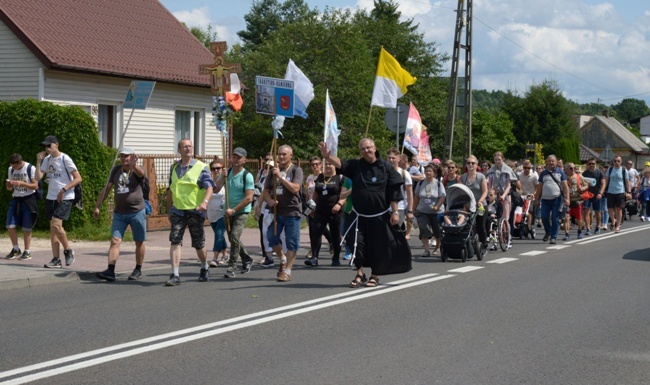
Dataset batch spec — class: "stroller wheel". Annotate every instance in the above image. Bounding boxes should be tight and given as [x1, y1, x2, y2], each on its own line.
[461, 248, 467, 262]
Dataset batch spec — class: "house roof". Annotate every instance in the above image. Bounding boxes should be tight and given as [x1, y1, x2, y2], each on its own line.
[583, 115, 650, 154]
[0, 0, 213, 87]
[579, 143, 600, 162]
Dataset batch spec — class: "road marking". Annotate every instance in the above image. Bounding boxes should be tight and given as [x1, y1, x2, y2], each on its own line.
[577, 225, 650, 245]
[546, 245, 571, 250]
[447, 266, 484, 273]
[519, 250, 547, 256]
[487, 257, 518, 264]
[0, 274, 455, 384]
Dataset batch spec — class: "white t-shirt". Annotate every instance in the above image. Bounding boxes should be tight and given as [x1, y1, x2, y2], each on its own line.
[397, 167, 413, 211]
[517, 170, 538, 196]
[206, 186, 226, 222]
[627, 167, 639, 188]
[41, 153, 77, 200]
[7, 162, 36, 198]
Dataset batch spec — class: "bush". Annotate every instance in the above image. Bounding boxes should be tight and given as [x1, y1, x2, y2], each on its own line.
[0, 99, 115, 231]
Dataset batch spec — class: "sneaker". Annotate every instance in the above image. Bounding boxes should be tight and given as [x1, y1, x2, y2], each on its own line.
[96, 269, 116, 282]
[542, 234, 550, 242]
[260, 257, 275, 268]
[549, 239, 557, 244]
[585, 230, 591, 236]
[304, 250, 312, 259]
[5, 248, 21, 259]
[304, 258, 318, 266]
[241, 259, 253, 274]
[277, 271, 292, 282]
[342, 253, 352, 261]
[128, 269, 142, 280]
[331, 258, 341, 266]
[165, 274, 181, 286]
[224, 269, 236, 278]
[218, 255, 230, 266]
[421, 251, 431, 257]
[63, 249, 75, 266]
[601, 226, 608, 231]
[209, 259, 219, 268]
[594, 227, 600, 234]
[44, 257, 62, 268]
[507, 242, 512, 250]
[199, 268, 210, 282]
[577, 232, 584, 240]
[490, 244, 497, 251]
[18, 251, 31, 261]
[563, 234, 570, 241]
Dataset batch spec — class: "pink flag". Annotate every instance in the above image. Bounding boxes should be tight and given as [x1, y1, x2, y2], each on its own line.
[403, 102, 422, 155]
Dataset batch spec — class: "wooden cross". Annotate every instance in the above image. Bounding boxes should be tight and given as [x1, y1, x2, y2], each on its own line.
[199, 42, 242, 97]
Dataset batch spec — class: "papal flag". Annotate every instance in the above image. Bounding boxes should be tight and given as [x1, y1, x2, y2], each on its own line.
[370, 47, 416, 108]
[324, 89, 341, 156]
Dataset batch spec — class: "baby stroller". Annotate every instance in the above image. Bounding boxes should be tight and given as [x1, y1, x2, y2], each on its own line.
[440, 184, 483, 262]
[512, 196, 536, 239]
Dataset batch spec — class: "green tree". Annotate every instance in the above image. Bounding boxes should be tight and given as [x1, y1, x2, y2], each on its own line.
[502, 80, 577, 159]
[611, 98, 650, 123]
[185, 23, 218, 48]
[470, 109, 516, 161]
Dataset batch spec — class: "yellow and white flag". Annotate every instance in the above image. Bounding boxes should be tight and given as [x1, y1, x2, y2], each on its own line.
[370, 47, 416, 108]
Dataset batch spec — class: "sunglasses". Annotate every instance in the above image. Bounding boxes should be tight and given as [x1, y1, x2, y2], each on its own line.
[43, 143, 52, 148]
[211, 167, 222, 171]
[523, 167, 531, 170]
[588, 163, 596, 165]
[448, 166, 456, 169]
[311, 163, 321, 167]
[467, 162, 476, 165]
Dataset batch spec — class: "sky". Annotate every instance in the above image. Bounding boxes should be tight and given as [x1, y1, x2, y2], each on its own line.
[160, 0, 650, 108]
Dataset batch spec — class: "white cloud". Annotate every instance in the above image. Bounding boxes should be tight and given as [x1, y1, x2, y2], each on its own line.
[172, 7, 211, 27]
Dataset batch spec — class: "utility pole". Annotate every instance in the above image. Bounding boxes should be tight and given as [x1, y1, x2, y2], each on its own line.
[444, 0, 473, 160]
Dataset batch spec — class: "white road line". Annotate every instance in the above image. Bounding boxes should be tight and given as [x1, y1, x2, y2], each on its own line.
[0, 274, 454, 385]
[519, 250, 547, 256]
[447, 266, 484, 273]
[486, 257, 518, 264]
[577, 225, 650, 245]
[546, 245, 571, 250]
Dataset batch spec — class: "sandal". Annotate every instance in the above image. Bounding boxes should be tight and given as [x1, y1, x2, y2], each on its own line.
[615, 227, 620, 233]
[349, 274, 367, 288]
[365, 276, 379, 287]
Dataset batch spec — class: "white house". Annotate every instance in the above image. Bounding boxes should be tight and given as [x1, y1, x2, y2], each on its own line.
[0, 0, 224, 156]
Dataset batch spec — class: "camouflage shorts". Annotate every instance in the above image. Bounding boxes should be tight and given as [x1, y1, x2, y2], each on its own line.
[169, 211, 205, 249]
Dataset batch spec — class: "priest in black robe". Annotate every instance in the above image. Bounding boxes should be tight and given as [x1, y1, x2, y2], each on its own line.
[319, 138, 412, 288]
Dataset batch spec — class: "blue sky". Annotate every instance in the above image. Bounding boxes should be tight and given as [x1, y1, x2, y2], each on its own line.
[160, 0, 650, 107]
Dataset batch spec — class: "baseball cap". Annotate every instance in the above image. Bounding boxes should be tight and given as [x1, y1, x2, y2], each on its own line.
[233, 147, 247, 157]
[120, 146, 136, 155]
[432, 158, 441, 165]
[41, 135, 59, 146]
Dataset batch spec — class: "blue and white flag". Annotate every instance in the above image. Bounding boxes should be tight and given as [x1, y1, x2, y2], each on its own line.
[285, 59, 314, 119]
[324, 89, 341, 156]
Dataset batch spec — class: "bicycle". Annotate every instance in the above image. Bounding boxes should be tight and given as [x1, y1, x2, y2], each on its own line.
[486, 215, 509, 252]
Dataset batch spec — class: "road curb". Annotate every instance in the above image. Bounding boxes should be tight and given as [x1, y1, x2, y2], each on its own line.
[0, 270, 79, 291]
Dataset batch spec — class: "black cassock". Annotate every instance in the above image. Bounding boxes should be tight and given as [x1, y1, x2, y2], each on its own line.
[340, 157, 412, 275]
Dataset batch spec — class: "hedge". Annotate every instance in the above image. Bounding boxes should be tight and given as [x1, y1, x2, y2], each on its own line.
[0, 99, 115, 230]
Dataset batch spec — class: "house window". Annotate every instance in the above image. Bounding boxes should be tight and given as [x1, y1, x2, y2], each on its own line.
[98, 105, 116, 147]
[175, 109, 204, 154]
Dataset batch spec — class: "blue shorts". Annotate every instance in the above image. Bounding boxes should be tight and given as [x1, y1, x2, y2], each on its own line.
[111, 209, 147, 242]
[267, 215, 301, 251]
[6, 199, 36, 231]
[583, 197, 602, 211]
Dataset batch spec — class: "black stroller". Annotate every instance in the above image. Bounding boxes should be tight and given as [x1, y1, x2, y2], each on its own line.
[440, 184, 483, 262]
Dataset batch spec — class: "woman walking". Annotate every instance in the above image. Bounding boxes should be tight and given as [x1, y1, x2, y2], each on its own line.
[413, 164, 446, 257]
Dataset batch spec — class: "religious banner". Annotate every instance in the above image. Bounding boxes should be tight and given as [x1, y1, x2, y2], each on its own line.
[123, 81, 155, 110]
[324, 89, 341, 156]
[255, 76, 295, 118]
[403, 102, 422, 155]
[418, 129, 432, 166]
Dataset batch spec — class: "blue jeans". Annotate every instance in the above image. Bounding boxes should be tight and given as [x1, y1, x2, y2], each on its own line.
[601, 197, 609, 226]
[540, 197, 562, 239]
[210, 217, 228, 251]
[267, 215, 301, 251]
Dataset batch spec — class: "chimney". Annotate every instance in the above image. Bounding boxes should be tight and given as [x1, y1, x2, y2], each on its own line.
[602, 110, 609, 118]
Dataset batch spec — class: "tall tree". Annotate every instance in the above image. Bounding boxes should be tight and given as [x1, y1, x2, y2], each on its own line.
[611, 98, 650, 123]
[502, 80, 577, 159]
[185, 23, 218, 48]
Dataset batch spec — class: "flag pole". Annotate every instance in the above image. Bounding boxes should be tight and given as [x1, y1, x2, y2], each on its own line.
[222, 123, 230, 233]
[364, 106, 374, 137]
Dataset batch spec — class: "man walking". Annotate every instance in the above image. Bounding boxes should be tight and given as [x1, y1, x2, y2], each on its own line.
[562, 162, 588, 241]
[165, 139, 215, 286]
[36, 135, 82, 268]
[94, 147, 147, 281]
[603, 155, 631, 233]
[263, 144, 303, 282]
[5, 153, 39, 261]
[535, 155, 569, 244]
[581, 158, 606, 234]
[215, 147, 255, 279]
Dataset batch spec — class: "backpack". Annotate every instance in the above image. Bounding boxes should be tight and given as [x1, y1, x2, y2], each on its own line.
[60, 155, 83, 209]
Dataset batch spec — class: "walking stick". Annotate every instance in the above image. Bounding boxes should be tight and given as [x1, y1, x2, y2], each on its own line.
[222, 127, 230, 233]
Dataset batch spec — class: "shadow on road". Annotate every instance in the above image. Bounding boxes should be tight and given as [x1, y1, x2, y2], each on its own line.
[622, 248, 650, 262]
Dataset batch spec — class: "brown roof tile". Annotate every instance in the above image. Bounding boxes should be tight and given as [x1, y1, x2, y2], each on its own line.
[0, 0, 213, 87]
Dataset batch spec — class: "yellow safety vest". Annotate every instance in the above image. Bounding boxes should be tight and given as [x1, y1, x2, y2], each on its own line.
[170, 160, 207, 209]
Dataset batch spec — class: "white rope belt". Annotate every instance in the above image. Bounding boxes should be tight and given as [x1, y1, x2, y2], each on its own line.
[341, 207, 391, 266]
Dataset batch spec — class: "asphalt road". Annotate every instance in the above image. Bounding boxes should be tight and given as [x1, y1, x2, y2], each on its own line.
[1, 222, 650, 385]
